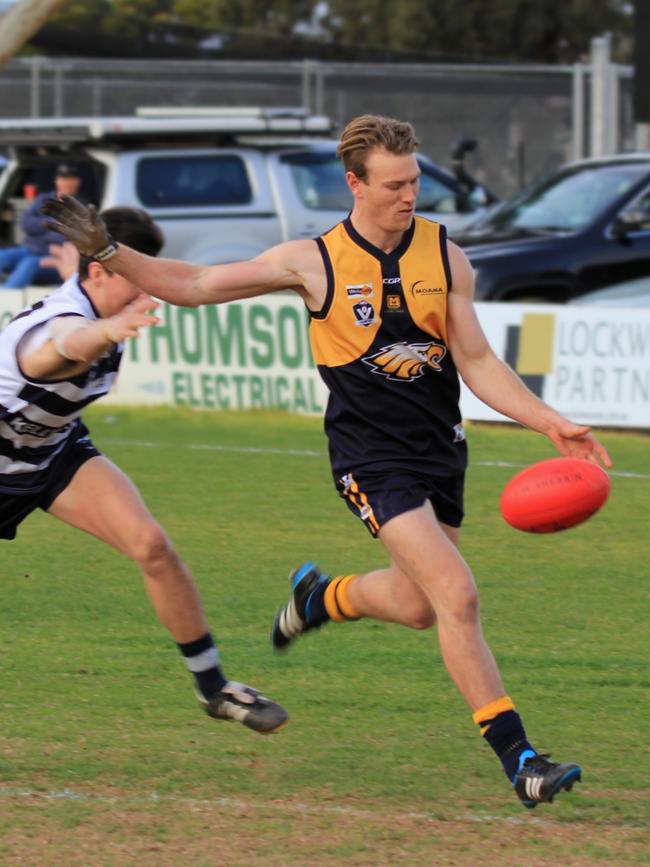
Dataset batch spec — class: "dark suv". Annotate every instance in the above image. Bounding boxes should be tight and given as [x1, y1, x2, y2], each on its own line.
[456, 154, 650, 303]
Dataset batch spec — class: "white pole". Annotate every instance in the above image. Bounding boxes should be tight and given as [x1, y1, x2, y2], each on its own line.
[635, 124, 650, 150]
[572, 63, 585, 160]
[609, 64, 620, 153]
[301, 58, 312, 112]
[29, 54, 41, 117]
[590, 34, 611, 157]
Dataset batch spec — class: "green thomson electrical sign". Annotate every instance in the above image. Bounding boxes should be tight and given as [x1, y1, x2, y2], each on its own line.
[120, 296, 327, 413]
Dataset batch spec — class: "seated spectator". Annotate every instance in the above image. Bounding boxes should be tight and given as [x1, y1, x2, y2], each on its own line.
[0, 164, 82, 289]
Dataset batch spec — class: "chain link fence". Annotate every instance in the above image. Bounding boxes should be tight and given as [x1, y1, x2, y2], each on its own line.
[0, 56, 637, 196]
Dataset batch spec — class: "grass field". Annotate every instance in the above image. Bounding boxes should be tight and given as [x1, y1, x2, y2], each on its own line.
[0, 407, 648, 866]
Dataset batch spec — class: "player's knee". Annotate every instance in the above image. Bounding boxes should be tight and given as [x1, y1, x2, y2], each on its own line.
[130, 521, 173, 567]
[447, 582, 480, 624]
[406, 607, 436, 630]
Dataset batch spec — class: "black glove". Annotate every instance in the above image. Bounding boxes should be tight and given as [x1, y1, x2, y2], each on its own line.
[41, 195, 117, 261]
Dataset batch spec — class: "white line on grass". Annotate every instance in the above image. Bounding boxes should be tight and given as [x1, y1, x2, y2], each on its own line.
[102, 438, 322, 457]
[0, 785, 548, 826]
[100, 439, 650, 479]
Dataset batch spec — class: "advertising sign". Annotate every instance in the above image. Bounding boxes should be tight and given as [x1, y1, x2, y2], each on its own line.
[464, 303, 650, 428]
[2, 289, 648, 428]
[111, 295, 328, 414]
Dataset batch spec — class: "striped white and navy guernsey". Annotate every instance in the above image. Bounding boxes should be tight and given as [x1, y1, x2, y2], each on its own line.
[0, 275, 122, 495]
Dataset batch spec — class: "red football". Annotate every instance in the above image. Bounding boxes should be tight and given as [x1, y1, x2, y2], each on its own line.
[500, 457, 610, 533]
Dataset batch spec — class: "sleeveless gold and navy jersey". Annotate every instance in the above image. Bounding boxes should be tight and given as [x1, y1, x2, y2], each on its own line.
[311, 215, 468, 480]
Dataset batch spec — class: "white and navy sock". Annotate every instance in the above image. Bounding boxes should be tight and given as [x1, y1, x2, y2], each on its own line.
[177, 632, 227, 700]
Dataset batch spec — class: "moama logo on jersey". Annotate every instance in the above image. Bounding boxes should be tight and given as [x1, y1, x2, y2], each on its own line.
[410, 280, 444, 298]
[362, 340, 446, 381]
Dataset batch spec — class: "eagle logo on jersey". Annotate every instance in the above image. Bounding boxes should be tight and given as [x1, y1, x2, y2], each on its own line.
[361, 340, 447, 382]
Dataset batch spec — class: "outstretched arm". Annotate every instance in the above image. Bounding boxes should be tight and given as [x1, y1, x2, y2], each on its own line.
[41, 195, 304, 308]
[20, 294, 159, 381]
[445, 242, 611, 467]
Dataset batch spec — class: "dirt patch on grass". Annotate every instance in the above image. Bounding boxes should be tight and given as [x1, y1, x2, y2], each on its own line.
[0, 788, 646, 867]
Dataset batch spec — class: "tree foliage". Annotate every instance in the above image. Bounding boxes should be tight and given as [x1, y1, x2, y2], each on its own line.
[320, 0, 631, 62]
[45, 0, 632, 62]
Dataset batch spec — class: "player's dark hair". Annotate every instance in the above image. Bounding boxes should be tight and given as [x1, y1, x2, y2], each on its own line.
[78, 207, 164, 279]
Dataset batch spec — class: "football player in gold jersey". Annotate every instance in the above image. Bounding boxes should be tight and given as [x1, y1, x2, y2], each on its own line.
[44, 114, 610, 808]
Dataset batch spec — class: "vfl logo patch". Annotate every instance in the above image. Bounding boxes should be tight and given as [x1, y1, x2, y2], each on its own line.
[346, 283, 373, 299]
[352, 300, 376, 327]
[362, 340, 447, 381]
[410, 280, 444, 298]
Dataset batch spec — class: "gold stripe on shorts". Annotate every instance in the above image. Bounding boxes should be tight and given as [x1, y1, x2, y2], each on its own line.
[346, 473, 380, 534]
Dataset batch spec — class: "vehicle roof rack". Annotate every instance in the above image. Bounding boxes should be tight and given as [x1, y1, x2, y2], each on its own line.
[0, 109, 333, 148]
[135, 106, 311, 119]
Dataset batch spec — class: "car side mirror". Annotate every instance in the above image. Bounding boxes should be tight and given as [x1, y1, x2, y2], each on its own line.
[612, 208, 650, 239]
[468, 186, 489, 208]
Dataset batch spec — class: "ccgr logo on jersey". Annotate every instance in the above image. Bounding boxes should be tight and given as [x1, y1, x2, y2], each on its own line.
[362, 340, 447, 381]
[346, 283, 373, 299]
[352, 300, 377, 327]
[410, 280, 444, 298]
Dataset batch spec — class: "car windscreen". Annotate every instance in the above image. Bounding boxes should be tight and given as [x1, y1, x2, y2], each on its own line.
[282, 152, 461, 214]
[476, 163, 650, 232]
[282, 152, 351, 210]
[416, 166, 461, 213]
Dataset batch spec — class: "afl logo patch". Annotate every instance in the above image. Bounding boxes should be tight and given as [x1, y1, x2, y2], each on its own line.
[352, 300, 376, 327]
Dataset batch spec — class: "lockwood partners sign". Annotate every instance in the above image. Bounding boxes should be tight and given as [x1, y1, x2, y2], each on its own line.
[2, 291, 649, 428]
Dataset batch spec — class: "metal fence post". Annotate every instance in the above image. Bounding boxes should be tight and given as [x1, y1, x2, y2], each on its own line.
[314, 61, 325, 116]
[572, 62, 585, 160]
[301, 58, 312, 112]
[610, 63, 620, 153]
[29, 55, 42, 117]
[590, 34, 611, 156]
[92, 78, 102, 117]
[53, 65, 63, 116]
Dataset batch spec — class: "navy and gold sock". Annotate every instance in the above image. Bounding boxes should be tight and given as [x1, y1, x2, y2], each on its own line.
[323, 574, 362, 622]
[473, 696, 537, 782]
[302, 573, 361, 625]
[177, 632, 227, 700]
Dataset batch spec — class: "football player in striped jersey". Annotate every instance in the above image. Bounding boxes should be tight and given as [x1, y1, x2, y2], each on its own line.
[0, 206, 287, 735]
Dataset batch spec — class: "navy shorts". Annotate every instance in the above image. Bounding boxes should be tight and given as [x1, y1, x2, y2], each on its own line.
[335, 470, 465, 537]
[0, 434, 100, 540]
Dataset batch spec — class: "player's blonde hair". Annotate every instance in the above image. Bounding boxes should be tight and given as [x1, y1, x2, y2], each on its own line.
[336, 115, 420, 181]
